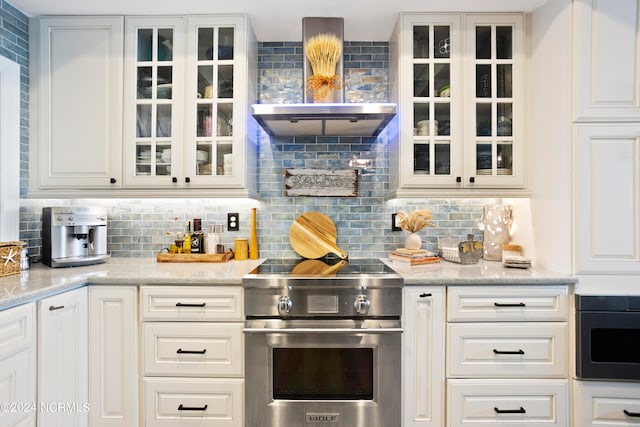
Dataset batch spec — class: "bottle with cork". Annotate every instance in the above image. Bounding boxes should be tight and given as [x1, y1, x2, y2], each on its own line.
[183, 221, 192, 253]
[191, 219, 203, 254]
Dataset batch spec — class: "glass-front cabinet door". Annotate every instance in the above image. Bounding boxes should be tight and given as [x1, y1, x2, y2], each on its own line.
[184, 15, 254, 190]
[124, 17, 184, 187]
[398, 14, 462, 189]
[464, 14, 524, 187]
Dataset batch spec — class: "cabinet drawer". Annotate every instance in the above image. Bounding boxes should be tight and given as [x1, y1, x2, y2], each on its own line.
[447, 379, 569, 427]
[0, 303, 35, 359]
[141, 286, 242, 321]
[447, 323, 568, 377]
[144, 377, 243, 427]
[575, 381, 640, 426]
[447, 286, 568, 322]
[143, 322, 242, 377]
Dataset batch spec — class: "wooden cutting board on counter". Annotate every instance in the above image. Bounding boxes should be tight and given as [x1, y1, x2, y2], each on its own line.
[156, 251, 233, 263]
[289, 212, 348, 260]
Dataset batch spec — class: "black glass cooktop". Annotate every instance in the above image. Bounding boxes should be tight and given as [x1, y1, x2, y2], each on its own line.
[249, 258, 397, 276]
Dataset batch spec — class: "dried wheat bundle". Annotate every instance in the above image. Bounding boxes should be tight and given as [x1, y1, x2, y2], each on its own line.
[396, 209, 435, 233]
[305, 33, 342, 100]
[305, 33, 342, 77]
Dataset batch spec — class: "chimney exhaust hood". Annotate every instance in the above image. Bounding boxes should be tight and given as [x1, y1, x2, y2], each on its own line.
[252, 103, 396, 137]
[252, 17, 396, 137]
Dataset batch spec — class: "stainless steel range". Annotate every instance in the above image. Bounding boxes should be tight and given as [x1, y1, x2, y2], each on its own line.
[242, 258, 403, 427]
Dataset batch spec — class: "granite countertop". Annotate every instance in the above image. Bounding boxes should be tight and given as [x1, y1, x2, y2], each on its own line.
[0, 256, 575, 311]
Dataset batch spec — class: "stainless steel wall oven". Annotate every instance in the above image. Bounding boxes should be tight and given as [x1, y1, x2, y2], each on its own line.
[242, 259, 403, 427]
[576, 295, 640, 381]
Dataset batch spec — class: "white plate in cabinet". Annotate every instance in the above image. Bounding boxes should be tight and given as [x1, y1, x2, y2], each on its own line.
[141, 286, 242, 321]
[447, 379, 569, 427]
[574, 381, 640, 426]
[143, 322, 242, 377]
[447, 286, 568, 322]
[447, 323, 568, 378]
[144, 377, 243, 427]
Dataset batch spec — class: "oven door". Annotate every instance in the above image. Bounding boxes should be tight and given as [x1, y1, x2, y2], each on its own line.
[244, 319, 402, 427]
[576, 311, 640, 380]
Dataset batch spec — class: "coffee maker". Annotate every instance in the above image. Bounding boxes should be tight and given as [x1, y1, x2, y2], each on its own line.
[42, 207, 108, 267]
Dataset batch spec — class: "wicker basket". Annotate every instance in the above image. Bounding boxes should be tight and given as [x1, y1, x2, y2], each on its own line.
[0, 241, 23, 277]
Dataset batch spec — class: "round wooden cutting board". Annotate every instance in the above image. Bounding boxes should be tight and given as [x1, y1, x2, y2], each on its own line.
[289, 212, 348, 260]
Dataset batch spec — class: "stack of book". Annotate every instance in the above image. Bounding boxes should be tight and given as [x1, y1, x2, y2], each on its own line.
[389, 248, 440, 266]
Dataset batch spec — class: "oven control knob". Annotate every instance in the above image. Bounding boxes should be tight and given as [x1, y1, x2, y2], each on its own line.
[354, 295, 370, 315]
[276, 296, 292, 315]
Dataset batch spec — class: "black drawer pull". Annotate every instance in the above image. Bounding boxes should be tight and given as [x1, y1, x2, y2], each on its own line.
[494, 406, 526, 414]
[178, 404, 208, 411]
[624, 410, 640, 417]
[494, 302, 526, 307]
[420, 293, 432, 298]
[175, 302, 206, 308]
[493, 349, 525, 355]
[177, 348, 207, 355]
[49, 305, 65, 311]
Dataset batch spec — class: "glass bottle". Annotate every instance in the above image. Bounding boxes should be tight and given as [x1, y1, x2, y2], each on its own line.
[183, 221, 192, 253]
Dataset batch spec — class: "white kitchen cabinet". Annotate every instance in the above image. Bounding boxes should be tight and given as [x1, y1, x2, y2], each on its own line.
[389, 13, 525, 197]
[574, 124, 640, 274]
[402, 287, 445, 427]
[446, 286, 570, 426]
[88, 286, 139, 427]
[0, 303, 36, 427]
[123, 15, 257, 197]
[29, 16, 124, 194]
[574, 380, 640, 426]
[37, 287, 88, 427]
[573, 0, 640, 121]
[140, 286, 244, 427]
[447, 378, 569, 427]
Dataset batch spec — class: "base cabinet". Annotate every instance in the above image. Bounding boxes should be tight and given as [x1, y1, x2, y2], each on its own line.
[88, 286, 139, 427]
[0, 303, 36, 427]
[37, 287, 88, 427]
[402, 287, 445, 427]
[574, 381, 640, 426]
[140, 286, 244, 427]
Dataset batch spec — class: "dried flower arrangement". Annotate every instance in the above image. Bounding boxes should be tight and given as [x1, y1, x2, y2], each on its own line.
[396, 209, 435, 233]
[305, 33, 342, 102]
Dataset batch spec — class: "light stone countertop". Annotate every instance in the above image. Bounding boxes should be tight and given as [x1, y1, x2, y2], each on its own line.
[0, 256, 575, 311]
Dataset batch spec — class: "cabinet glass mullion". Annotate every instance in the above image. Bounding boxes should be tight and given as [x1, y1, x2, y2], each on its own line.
[412, 24, 452, 178]
[194, 26, 235, 177]
[474, 24, 514, 177]
[134, 27, 174, 178]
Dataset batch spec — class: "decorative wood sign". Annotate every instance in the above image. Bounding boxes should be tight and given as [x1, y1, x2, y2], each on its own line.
[285, 168, 358, 197]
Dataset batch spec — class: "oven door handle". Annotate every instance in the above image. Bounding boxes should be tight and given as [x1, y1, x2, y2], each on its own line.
[243, 328, 403, 334]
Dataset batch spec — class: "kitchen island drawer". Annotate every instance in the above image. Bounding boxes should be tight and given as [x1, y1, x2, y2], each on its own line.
[143, 322, 243, 377]
[574, 381, 640, 426]
[447, 378, 569, 427]
[144, 377, 243, 427]
[447, 286, 569, 322]
[447, 322, 568, 378]
[141, 286, 243, 321]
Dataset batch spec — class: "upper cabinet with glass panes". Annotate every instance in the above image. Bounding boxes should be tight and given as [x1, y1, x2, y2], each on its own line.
[123, 15, 257, 196]
[389, 13, 525, 196]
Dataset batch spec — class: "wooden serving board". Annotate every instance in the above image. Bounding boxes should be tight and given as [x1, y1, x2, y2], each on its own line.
[156, 251, 233, 263]
[289, 212, 347, 260]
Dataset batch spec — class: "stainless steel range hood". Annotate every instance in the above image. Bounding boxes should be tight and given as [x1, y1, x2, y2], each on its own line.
[252, 17, 396, 137]
[252, 103, 397, 137]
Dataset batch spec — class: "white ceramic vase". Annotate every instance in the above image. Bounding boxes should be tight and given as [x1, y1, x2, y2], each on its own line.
[404, 232, 422, 250]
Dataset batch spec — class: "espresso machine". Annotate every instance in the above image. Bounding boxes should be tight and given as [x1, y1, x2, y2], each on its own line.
[42, 207, 108, 267]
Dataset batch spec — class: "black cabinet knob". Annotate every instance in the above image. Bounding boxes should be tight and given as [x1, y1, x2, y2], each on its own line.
[172, 177, 178, 183]
[185, 177, 191, 183]
[469, 177, 475, 183]
[456, 176, 462, 183]
[110, 178, 117, 184]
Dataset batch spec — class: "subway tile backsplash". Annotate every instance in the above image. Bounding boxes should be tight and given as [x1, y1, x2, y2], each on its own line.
[18, 39, 498, 260]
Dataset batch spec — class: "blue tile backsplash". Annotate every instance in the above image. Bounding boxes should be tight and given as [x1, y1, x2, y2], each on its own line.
[16, 35, 495, 260]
